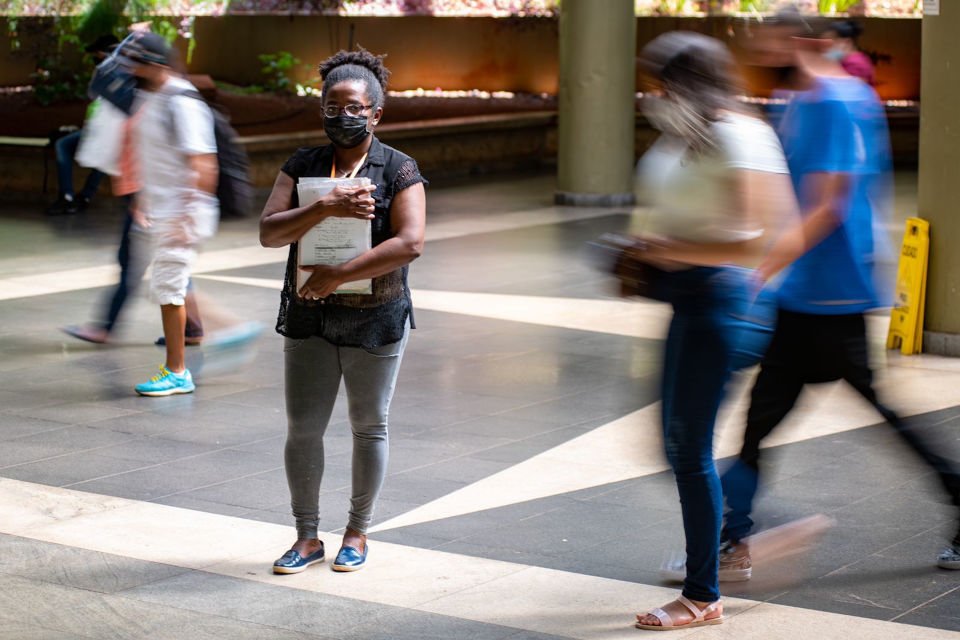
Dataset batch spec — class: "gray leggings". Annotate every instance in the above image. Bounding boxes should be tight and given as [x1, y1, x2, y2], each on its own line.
[283, 327, 408, 538]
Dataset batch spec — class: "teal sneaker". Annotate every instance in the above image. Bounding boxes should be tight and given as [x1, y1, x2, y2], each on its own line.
[135, 365, 195, 397]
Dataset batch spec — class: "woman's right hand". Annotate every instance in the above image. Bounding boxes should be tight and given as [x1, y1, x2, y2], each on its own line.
[319, 185, 376, 220]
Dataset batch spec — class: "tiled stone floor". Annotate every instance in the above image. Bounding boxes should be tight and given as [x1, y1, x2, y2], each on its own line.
[1, 171, 959, 639]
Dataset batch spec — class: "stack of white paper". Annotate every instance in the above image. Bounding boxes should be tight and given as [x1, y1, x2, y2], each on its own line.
[296, 177, 373, 295]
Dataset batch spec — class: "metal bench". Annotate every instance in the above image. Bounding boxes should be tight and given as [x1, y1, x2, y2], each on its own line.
[0, 135, 53, 193]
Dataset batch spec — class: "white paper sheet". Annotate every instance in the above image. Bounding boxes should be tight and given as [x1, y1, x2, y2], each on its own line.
[296, 177, 373, 295]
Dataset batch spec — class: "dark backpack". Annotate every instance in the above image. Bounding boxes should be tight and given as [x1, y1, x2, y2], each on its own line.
[168, 89, 254, 218]
[87, 33, 138, 115]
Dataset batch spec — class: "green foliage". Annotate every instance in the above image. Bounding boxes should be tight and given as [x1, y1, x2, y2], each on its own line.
[657, 0, 691, 13]
[12, 9, 90, 105]
[739, 0, 771, 12]
[258, 50, 303, 94]
[818, 0, 862, 13]
[76, 0, 124, 43]
[6, 1, 216, 104]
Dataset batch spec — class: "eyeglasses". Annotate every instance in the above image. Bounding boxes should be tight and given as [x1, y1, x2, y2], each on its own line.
[323, 104, 372, 118]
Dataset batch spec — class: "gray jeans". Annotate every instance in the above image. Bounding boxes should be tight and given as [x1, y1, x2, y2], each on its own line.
[283, 326, 408, 538]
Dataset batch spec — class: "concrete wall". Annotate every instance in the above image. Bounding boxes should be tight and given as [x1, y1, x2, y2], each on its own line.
[0, 16, 921, 100]
[918, 7, 960, 349]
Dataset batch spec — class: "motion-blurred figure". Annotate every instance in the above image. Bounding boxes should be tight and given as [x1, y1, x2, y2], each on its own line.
[125, 33, 219, 396]
[720, 12, 960, 577]
[61, 110, 204, 345]
[824, 19, 875, 86]
[627, 32, 798, 630]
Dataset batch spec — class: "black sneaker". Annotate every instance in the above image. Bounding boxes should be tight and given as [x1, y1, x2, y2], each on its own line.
[938, 546, 960, 569]
[75, 196, 92, 212]
[46, 196, 78, 216]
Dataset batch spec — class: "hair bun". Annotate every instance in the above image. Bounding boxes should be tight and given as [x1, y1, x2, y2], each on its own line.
[319, 47, 390, 91]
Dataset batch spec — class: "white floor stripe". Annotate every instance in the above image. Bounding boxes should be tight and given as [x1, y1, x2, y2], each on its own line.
[410, 289, 673, 340]
[182, 279, 960, 534]
[0, 477, 953, 640]
[0, 205, 620, 302]
[373, 364, 960, 533]
[194, 277, 675, 340]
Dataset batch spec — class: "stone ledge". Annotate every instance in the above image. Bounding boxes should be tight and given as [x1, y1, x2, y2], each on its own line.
[922, 332, 960, 357]
[243, 111, 560, 187]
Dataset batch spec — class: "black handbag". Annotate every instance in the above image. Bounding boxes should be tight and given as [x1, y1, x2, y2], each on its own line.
[586, 233, 663, 299]
[87, 33, 138, 115]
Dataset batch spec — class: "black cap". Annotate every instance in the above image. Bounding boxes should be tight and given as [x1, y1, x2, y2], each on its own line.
[126, 33, 172, 66]
[84, 34, 119, 54]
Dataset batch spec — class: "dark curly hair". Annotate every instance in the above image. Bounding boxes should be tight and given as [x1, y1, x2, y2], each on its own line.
[319, 47, 391, 110]
[828, 20, 864, 42]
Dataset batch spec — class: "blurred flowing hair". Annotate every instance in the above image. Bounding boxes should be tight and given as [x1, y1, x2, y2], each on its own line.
[639, 31, 750, 150]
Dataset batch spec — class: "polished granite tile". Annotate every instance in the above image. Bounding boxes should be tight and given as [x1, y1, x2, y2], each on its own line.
[0, 453, 149, 487]
[0, 533, 188, 594]
[4, 171, 959, 637]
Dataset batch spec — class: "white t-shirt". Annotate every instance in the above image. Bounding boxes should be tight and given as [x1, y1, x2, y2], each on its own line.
[135, 76, 217, 219]
[635, 111, 788, 244]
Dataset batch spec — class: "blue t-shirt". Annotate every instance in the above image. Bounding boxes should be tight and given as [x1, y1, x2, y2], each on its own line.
[775, 77, 892, 315]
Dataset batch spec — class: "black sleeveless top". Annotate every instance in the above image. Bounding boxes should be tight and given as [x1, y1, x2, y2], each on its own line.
[276, 137, 426, 348]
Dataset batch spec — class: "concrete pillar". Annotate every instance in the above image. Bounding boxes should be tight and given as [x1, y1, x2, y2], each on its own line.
[555, 0, 636, 207]
[918, 3, 960, 354]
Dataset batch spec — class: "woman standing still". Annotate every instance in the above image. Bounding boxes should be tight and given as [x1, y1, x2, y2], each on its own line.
[629, 33, 798, 630]
[259, 48, 426, 573]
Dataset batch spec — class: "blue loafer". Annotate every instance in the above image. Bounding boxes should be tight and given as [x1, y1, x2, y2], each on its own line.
[273, 544, 325, 574]
[332, 544, 368, 572]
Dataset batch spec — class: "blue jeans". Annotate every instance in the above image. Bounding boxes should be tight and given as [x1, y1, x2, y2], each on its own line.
[100, 201, 148, 332]
[54, 130, 104, 200]
[652, 267, 737, 603]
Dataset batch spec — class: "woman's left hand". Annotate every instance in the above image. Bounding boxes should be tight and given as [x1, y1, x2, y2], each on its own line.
[298, 264, 344, 300]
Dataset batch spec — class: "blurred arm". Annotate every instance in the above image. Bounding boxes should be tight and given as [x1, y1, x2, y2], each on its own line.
[757, 171, 849, 281]
[188, 153, 218, 196]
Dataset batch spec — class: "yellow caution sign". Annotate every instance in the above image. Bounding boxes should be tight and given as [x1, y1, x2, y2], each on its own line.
[887, 217, 930, 355]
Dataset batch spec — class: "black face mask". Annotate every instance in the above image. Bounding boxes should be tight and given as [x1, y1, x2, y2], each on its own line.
[324, 114, 371, 149]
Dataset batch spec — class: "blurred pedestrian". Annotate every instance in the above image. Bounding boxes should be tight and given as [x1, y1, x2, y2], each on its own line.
[720, 12, 960, 579]
[125, 33, 219, 396]
[824, 19, 875, 86]
[628, 32, 798, 630]
[60, 112, 204, 345]
[47, 34, 116, 215]
[260, 48, 426, 574]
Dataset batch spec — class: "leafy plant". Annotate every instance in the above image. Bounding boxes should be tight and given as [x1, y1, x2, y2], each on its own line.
[818, 0, 862, 13]
[738, 0, 770, 12]
[656, 0, 692, 13]
[5, 0, 219, 104]
[258, 50, 303, 94]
